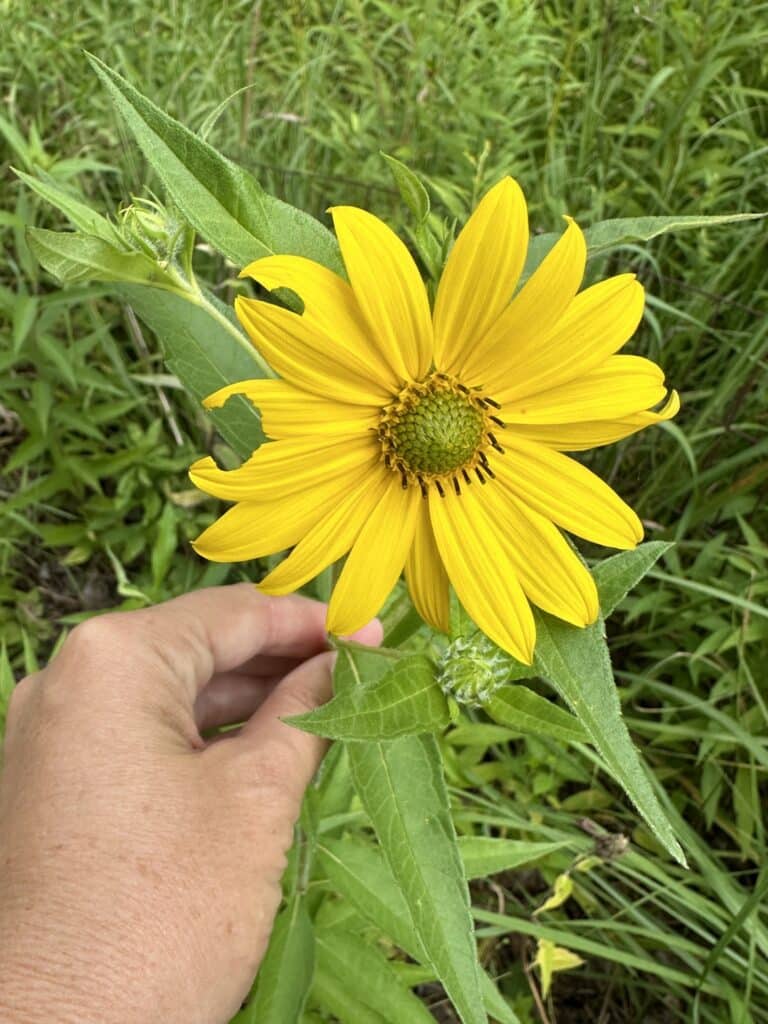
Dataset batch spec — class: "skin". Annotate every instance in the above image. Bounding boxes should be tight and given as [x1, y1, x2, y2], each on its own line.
[0, 584, 381, 1024]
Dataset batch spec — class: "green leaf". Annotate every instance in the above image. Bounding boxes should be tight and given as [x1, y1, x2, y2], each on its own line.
[86, 54, 342, 272]
[593, 542, 672, 618]
[458, 838, 570, 880]
[235, 896, 314, 1024]
[309, 963, 388, 1024]
[347, 737, 486, 1024]
[0, 643, 15, 737]
[287, 654, 449, 740]
[486, 685, 588, 744]
[584, 212, 767, 256]
[317, 837, 519, 1024]
[532, 611, 686, 866]
[382, 153, 430, 222]
[521, 211, 766, 284]
[14, 167, 123, 243]
[118, 283, 265, 459]
[314, 927, 435, 1024]
[27, 228, 176, 288]
[344, 707, 485, 1023]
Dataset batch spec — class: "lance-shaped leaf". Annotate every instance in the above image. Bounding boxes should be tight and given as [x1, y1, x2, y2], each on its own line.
[347, 736, 486, 1024]
[118, 283, 265, 460]
[234, 895, 314, 1024]
[486, 685, 587, 744]
[313, 927, 435, 1024]
[317, 837, 520, 1024]
[287, 653, 450, 740]
[27, 228, 177, 289]
[458, 838, 571, 879]
[521, 210, 766, 284]
[86, 54, 343, 273]
[593, 541, 672, 618]
[345, 733, 486, 1023]
[15, 167, 124, 244]
[532, 610, 686, 866]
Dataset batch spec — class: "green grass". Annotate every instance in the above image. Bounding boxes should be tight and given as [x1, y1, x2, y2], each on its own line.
[1, 0, 767, 1020]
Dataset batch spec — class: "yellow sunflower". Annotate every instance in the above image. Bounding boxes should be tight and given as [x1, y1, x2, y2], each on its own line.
[190, 178, 678, 664]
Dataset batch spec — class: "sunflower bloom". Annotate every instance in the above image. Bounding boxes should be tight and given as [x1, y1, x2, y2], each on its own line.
[190, 178, 678, 664]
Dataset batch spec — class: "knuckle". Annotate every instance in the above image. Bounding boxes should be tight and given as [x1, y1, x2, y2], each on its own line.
[65, 612, 135, 661]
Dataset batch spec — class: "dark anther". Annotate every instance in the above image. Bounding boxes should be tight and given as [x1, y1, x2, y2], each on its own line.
[484, 396, 502, 409]
[457, 383, 470, 394]
[485, 464, 496, 479]
[475, 467, 486, 484]
[453, 476, 461, 496]
[400, 470, 409, 489]
[490, 415, 506, 427]
[487, 432, 505, 453]
[419, 476, 428, 499]
[435, 479, 446, 498]
[462, 468, 472, 485]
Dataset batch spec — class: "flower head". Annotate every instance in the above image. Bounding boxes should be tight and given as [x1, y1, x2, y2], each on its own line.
[190, 178, 678, 663]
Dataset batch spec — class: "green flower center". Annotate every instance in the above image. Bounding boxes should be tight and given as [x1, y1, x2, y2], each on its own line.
[378, 373, 505, 496]
[390, 388, 484, 475]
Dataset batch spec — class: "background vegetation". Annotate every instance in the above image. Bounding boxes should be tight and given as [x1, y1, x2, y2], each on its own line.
[1, 1, 766, 1021]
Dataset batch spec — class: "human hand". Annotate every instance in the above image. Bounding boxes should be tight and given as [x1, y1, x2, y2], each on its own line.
[0, 584, 381, 1024]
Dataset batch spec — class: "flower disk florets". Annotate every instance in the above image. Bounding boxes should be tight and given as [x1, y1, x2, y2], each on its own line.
[391, 387, 483, 475]
[378, 374, 502, 494]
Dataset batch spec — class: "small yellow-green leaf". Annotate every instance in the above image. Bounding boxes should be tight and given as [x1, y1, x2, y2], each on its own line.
[533, 873, 574, 916]
[534, 939, 585, 998]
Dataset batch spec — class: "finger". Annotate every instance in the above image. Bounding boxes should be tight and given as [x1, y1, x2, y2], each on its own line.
[340, 618, 384, 647]
[231, 650, 336, 804]
[224, 618, 384, 802]
[194, 672, 280, 733]
[222, 653, 306, 680]
[78, 585, 330, 706]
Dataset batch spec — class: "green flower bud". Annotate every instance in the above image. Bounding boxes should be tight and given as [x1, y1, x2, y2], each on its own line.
[437, 633, 512, 706]
[118, 198, 184, 262]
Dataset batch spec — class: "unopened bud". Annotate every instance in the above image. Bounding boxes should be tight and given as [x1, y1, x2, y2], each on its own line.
[437, 633, 511, 706]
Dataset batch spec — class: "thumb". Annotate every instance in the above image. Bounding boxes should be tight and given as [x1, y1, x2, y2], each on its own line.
[216, 618, 383, 806]
[224, 651, 334, 808]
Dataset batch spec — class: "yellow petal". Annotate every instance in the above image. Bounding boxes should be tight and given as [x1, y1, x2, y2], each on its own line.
[501, 355, 668, 424]
[235, 295, 390, 405]
[483, 485, 598, 626]
[203, 378, 378, 439]
[189, 435, 378, 502]
[239, 255, 400, 389]
[510, 389, 681, 450]
[428, 483, 536, 664]
[434, 177, 528, 373]
[191, 495, 324, 563]
[330, 206, 432, 381]
[492, 274, 645, 404]
[259, 470, 389, 595]
[460, 216, 586, 387]
[493, 439, 643, 549]
[405, 502, 450, 632]
[327, 474, 420, 636]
